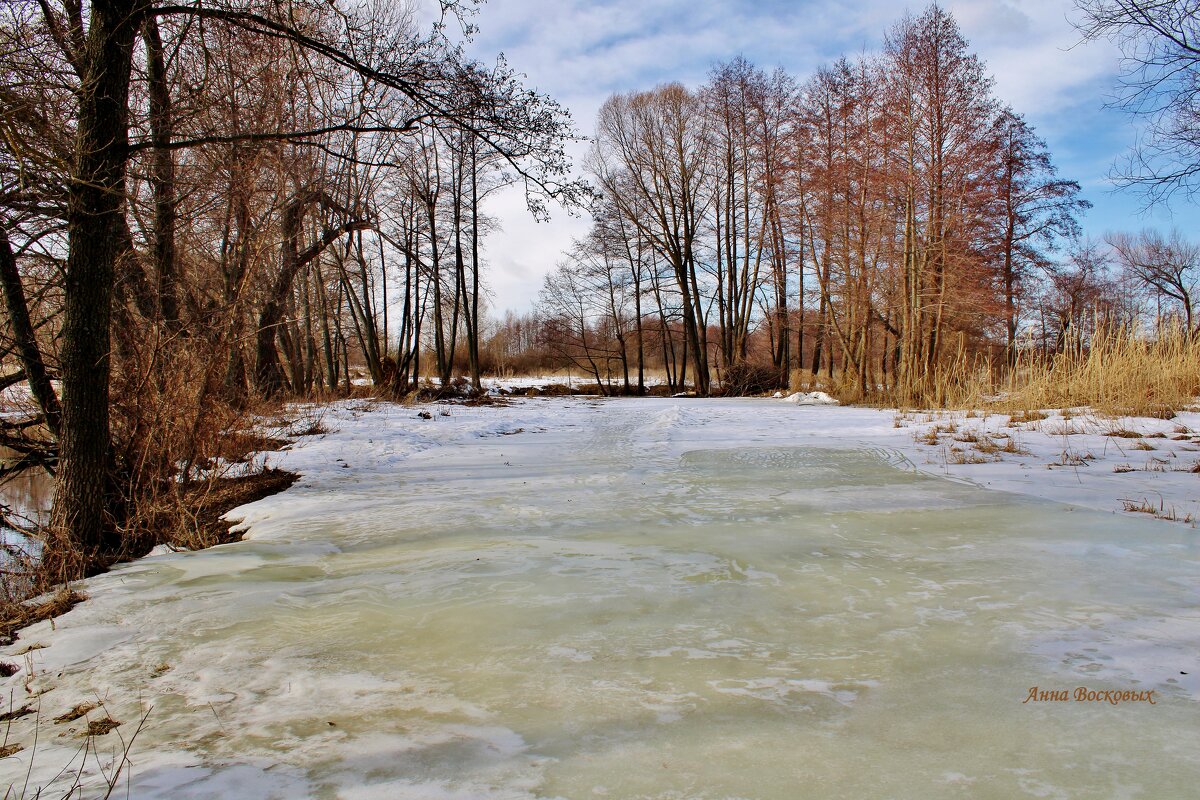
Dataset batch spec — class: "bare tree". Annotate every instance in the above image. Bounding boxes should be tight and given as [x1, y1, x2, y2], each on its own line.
[1042, 239, 1114, 352]
[538, 257, 617, 391]
[1074, 0, 1200, 201]
[589, 85, 713, 394]
[884, 5, 1000, 399]
[1107, 228, 1199, 332]
[989, 109, 1090, 360]
[1, 0, 584, 579]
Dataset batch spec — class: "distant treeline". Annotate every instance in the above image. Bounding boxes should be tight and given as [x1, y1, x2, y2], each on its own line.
[530, 5, 1197, 401]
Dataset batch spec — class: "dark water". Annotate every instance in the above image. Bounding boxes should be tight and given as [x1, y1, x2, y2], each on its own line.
[0, 446, 52, 559]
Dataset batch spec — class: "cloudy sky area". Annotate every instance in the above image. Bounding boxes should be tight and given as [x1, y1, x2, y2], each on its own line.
[446, 0, 1198, 315]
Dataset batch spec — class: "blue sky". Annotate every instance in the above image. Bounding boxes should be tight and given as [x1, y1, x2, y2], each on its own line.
[452, 0, 1199, 314]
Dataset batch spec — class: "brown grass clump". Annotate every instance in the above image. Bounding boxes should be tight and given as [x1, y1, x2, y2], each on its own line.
[129, 467, 299, 554]
[54, 702, 99, 724]
[0, 587, 85, 646]
[915, 429, 941, 446]
[1121, 497, 1158, 514]
[914, 420, 961, 446]
[288, 419, 328, 437]
[461, 394, 510, 407]
[999, 325, 1199, 417]
[975, 435, 1030, 456]
[1121, 496, 1195, 523]
[947, 446, 994, 464]
[217, 432, 290, 462]
[1002, 439, 1029, 455]
[85, 717, 120, 736]
[0, 705, 33, 723]
[533, 383, 578, 396]
[1054, 450, 1094, 467]
[719, 363, 787, 396]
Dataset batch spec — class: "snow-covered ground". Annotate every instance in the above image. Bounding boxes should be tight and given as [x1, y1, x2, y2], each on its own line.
[1, 397, 1198, 798]
[483, 373, 669, 392]
[894, 405, 1200, 523]
[352, 373, 674, 393]
[236, 397, 1200, 526]
[252, 393, 1200, 526]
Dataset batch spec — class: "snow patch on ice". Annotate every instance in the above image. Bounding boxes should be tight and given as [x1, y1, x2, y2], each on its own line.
[783, 391, 839, 405]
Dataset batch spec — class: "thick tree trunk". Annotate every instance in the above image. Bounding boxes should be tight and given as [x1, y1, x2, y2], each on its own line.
[49, 0, 143, 578]
[255, 194, 305, 395]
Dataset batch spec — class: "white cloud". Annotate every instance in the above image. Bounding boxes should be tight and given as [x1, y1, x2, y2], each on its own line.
[479, 182, 591, 315]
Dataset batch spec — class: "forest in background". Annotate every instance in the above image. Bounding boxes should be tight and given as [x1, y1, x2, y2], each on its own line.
[526, 5, 1198, 402]
[0, 1, 1196, 590]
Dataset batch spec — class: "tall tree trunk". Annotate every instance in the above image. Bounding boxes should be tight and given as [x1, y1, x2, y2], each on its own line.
[255, 194, 363, 396]
[468, 143, 482, 390]
[143, 14, 179, 330]
[49, 0, 144, 577]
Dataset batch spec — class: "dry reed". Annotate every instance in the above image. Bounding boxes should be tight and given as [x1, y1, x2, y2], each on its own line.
[875, 323, 1199, 416]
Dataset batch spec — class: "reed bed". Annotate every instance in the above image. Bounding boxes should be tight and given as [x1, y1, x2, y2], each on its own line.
[869, 324, 1200, 416]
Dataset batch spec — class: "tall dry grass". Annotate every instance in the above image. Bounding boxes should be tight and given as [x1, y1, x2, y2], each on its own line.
[888, 324, 1200, 415]
[0, 329, 300, 618]
[1001, 325, 1199, 416]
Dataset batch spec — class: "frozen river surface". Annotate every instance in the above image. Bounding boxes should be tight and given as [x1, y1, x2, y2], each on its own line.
[3, 398, 1198, 798]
